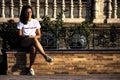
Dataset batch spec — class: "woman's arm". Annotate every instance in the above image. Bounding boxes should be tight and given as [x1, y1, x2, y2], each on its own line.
[29, 28, 41, 39]
[18, 28, 41, 39]
[18, 29, 29, 38]
[18, 29, 23, 36]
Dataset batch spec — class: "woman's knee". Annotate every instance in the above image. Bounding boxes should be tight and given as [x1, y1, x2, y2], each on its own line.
[30, 46, 36, 53]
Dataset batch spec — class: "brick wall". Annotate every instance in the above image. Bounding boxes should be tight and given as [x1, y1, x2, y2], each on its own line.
[6, 50, 120, 75]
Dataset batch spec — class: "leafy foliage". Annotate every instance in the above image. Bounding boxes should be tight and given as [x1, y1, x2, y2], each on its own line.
[0, 19, 21, 49]
[77, 21, 91, 37]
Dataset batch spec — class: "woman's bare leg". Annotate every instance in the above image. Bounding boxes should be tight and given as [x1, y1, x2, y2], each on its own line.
[21, 38, 53, 62]
[29, 46, 37, 69]
[21, 38, 47, 56]
[33, 38, 48, 57]
[33, 38, 53, 62]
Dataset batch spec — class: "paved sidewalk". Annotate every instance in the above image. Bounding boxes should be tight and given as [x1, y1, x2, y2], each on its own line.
[0, 74, 120, 80]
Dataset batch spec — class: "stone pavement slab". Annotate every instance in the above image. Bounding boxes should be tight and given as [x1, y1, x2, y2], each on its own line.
[0, 74, 120, 80]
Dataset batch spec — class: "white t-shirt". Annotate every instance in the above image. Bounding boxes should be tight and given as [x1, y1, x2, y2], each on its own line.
[17, 19, 41, 36]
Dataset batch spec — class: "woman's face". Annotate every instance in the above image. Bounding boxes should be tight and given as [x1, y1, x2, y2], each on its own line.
[25, 8, 32, 19]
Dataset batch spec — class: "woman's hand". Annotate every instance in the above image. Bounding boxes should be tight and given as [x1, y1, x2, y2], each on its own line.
[28, 35, 40, 39]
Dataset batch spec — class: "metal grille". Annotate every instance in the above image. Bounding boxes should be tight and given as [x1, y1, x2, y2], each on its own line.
[41, 25, 120, 50]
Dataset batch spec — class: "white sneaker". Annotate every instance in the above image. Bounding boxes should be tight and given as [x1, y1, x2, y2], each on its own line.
[45, 56, 53, 62]
[29, 68, 35, 76]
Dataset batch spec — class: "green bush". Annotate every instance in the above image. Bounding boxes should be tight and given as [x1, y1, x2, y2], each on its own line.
[0, 19, 21, 49]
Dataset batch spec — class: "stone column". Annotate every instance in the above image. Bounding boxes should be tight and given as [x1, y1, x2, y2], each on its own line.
[28, 0, 31, 6]
[1, 0, 5, 18]
[113, 0, 117, 18]
[53, 0, 57, 18]
[70, 0, 74, 18]
[10, 0, 14, 18]
[78, 0, 82, 18]
[18, 0, 22, 17]
[62, 0, 65, 18]
[107, 0, 112, 19]
[36, 0, 40, 18]
[94, 0, 99, 19]
[44, 0, 48, 16]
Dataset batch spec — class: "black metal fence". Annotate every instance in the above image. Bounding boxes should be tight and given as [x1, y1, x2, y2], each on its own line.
[41, 25, 120, 50]
[91, 25, 120, 50]
[0, 22, 120, 51]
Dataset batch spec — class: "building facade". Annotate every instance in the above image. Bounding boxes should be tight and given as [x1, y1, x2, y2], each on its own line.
[0, 0, 120, 23]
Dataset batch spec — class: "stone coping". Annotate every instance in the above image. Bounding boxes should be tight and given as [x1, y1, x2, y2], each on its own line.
[3, 49, 120, 54]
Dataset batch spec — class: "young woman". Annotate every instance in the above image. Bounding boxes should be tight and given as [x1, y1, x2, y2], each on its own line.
[17, 5, 53, 75]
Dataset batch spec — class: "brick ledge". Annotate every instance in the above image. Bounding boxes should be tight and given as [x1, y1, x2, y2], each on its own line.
[4, 49, 120, 54]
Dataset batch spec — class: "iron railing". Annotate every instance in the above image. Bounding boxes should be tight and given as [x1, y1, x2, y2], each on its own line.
[41, 25, 120, 50]
[0, 23, 120, 50]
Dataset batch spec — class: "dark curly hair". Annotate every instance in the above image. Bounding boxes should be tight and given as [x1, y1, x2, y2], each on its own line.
[20, 5, 35, 24]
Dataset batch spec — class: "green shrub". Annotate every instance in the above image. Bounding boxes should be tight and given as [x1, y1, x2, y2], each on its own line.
[0, 19, 21, 49]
